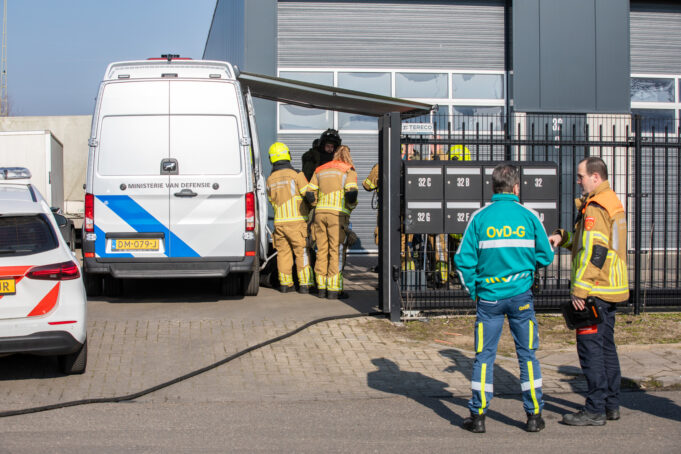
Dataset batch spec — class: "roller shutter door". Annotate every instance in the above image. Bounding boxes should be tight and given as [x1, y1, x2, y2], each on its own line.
[277, 1, 505, 70]
[631, 1, 681, 74]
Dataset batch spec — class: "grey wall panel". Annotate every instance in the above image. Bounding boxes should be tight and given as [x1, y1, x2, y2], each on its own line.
[278, 133, 380, 252]
[631, 1, 681, 74]
[203, 0, 245, 66]
[513, 0, 629, 113]
[278, 1, 505, 70]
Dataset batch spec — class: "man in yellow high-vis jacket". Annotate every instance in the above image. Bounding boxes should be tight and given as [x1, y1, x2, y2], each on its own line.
[549, 157, 628, 426]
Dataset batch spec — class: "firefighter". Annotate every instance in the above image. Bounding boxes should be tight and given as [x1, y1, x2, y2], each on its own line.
[266, 142, 314, 293]
[363, 163, 380, 246]
[427, 145, 456, 287]
[454, 164, 555, 433]
[549, 157, 629, 426]
[302, 129, 342, 181]
[306, 145, 358, 299]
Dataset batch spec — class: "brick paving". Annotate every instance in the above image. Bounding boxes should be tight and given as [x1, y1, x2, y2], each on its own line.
[1, 259, 679, 413]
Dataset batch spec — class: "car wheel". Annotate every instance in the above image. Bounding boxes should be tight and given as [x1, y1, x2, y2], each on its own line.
[221, 275, 241, 297]
[83, 271, 103, 297]
[58, 340, 87, 375]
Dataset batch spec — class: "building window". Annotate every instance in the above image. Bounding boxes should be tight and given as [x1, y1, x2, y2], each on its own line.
[452, 106, 505, 132]
[337, 72, 390, 130]
[279, 71, 333, 86]
[279, 105, 332, 130]
[632, 108, 676, 134]
[452, 74, 504, 99]
[396, 72, 448, 99]
[631, 78, 675, 103]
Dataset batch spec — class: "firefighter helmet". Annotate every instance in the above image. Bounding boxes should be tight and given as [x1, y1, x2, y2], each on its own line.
[318, 128, 342, 150]
[269, 142, 291, 163]
[450, 144, 471, 161]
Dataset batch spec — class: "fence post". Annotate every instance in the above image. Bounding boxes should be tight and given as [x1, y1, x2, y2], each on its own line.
[633, 114, 642, 315]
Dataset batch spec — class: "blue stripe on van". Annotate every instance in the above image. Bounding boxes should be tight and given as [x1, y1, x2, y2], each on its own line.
[96, 195, 200, 258]
[94, 224, 133, 258]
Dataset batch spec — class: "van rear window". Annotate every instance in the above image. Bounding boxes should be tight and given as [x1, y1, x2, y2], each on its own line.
[98, 115, 169, 176]
[169, 115, 242, 175]
[0, 215, 58, 256]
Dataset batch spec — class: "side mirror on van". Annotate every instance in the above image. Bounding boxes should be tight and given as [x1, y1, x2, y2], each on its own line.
[52, 212, 68, 228]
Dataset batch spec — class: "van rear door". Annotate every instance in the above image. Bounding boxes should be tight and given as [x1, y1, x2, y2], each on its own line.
[167, 81, 246, 259]
[93, 81, 170, 258]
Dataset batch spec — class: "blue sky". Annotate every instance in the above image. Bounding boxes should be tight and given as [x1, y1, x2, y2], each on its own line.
[6, 0, 216, 116]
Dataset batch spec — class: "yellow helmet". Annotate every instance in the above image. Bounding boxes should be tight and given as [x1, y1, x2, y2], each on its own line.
[269, 142, 291, 163]
[450, 144, 471, 161]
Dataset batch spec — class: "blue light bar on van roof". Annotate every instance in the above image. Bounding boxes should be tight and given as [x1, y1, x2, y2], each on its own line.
[0, 167, 32, 180]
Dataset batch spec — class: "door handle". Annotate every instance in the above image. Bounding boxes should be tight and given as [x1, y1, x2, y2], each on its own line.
[174, 189, 198, 198]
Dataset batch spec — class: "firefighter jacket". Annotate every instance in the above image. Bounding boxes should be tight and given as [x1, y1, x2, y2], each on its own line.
[555, 181, 629, 302]
[266, 161, 310, 225]
[363, 164, 379, 192]
[306, 161, 358, 216]
[454, 193, 555, 302]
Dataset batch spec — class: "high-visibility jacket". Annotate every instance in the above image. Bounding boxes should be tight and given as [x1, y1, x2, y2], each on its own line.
[555, 181, 629, 302]
[363, 164, 379, 192]
[454, 193, 555, 302]
[307, 161, 358, 215]
[266, 162, 310, 224]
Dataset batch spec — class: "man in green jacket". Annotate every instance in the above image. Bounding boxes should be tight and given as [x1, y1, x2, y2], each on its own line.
[454, 163, 554, 434]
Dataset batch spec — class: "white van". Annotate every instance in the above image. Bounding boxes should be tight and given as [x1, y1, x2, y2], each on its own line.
[82, 57, 268, 297]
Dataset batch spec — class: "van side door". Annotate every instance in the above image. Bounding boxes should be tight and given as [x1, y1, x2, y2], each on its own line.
[245, 90, 268, 258]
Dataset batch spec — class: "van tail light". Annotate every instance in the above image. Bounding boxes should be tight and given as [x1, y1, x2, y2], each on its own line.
[27, 261, 81, 281]
[85, 193, 94, 232]
[245, 192, 255, 231]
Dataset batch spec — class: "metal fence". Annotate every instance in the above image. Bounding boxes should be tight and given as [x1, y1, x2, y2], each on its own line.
[377, 113, 680, 319]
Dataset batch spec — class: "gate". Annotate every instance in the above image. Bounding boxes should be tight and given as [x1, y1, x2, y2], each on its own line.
[378, 112, 681, 321]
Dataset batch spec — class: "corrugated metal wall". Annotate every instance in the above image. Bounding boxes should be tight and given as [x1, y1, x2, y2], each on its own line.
[631, 1, 681, 74]
[277, 1, 505, 251]
[278, 0, 505, 69]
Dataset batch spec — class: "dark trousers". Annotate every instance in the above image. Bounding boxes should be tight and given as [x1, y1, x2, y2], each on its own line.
[576, 297, 621, 414]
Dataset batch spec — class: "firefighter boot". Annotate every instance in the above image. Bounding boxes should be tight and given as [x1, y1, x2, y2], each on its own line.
[462, 413, 486, 433]
[606, 408, 620, 421]
[526, 413, 545, 432]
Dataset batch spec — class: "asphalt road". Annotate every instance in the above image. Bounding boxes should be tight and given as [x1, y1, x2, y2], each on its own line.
[1, 391, 680, 453]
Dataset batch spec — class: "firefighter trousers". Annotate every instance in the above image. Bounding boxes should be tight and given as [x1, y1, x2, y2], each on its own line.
[313, 212, 347, 292]
[469, 290, 543, 416]
[576, 297, 621, 414]
[273, 222, 313, 288]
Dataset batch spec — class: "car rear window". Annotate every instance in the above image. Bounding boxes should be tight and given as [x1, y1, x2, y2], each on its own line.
[0, 215, 58, 256]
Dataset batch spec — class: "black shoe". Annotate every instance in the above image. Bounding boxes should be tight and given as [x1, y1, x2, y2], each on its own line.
[317, 289, 327, 299]
[606, 408, 620, 421]
[562, 410, 606, 426]
[297, 285, 310, 294]
[526, 413, 545, 432]
[462, 413, 486, 433]
[327, 290, 349, 300]
[280, 285, 293, 294]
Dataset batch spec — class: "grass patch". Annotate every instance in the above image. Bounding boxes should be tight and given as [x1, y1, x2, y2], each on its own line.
[368, 313, 681, 356]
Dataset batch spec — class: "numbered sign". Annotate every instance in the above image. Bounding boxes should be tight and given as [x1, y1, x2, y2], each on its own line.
[523, 202, 558, 234]
[445, 202, 481, 234]
[405, 201, 444, 234]
[405, 165, 443, 201]
[445, 166, 482, 201]
[521, 167, 558, 201]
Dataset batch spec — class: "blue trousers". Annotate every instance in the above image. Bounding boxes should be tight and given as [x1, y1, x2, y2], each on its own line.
[576, 297, 621, 414]
[469, 289, 544, 415]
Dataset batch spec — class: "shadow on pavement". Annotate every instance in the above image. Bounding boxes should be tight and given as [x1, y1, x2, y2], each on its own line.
[0, 354, 63, 380]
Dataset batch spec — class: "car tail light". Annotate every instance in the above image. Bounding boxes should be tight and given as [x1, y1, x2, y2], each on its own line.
[245, 192, 255, 231]
[85, 193, 94, 232]
[27, 261, 81, 281]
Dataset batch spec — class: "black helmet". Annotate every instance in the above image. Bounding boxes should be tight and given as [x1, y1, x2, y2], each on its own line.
[318, 128, 342, 150]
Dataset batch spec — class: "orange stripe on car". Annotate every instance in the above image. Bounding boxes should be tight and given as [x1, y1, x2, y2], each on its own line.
[27, 283, 60, 317]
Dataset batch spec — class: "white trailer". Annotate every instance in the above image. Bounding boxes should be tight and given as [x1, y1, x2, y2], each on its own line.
[0, 131, 64, 210]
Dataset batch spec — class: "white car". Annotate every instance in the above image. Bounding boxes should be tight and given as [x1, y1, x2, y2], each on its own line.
[0, 167, 87, 374]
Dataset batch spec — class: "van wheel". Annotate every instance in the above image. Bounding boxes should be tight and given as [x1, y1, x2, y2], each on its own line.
[58, 340, 87, 375]
[103, 275, 122, 298]
[221, 275, 240, 297]
[83, 272, 102, 297]
[243, 268, 260, 296]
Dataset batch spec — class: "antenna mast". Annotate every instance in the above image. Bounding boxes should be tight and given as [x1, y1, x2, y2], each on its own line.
[0, 0, 7, 116]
